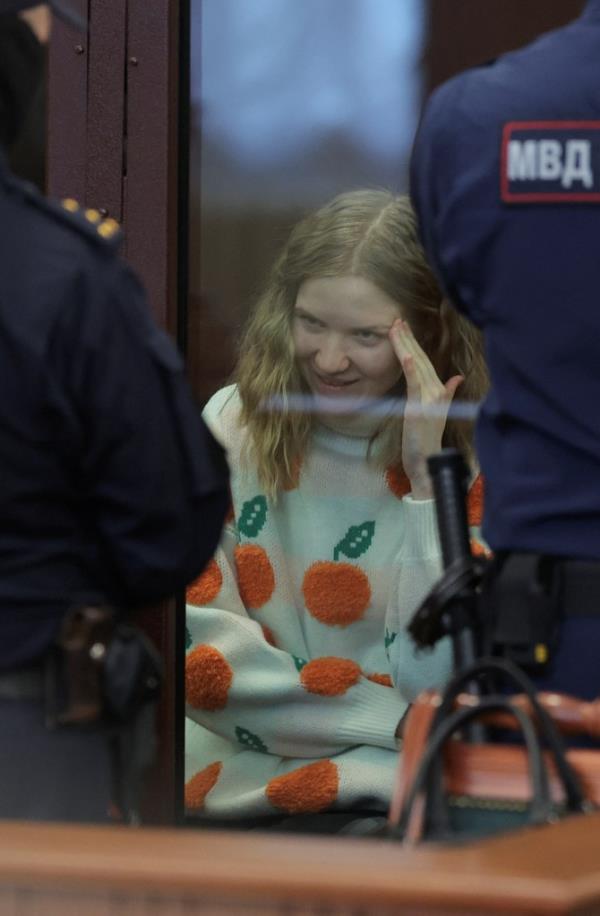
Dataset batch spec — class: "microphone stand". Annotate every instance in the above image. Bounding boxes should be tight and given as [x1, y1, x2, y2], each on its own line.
[409, 448, 485, 741]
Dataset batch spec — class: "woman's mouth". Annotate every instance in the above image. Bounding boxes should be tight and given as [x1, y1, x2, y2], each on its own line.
[313, 374, 358, 395]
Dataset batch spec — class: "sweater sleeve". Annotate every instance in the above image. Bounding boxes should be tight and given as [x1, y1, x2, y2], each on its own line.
[385, 476, 487, 700]
[185, 524, 407, 759]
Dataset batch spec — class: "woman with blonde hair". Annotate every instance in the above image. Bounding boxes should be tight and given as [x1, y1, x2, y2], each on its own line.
[185, 189, 487, 832]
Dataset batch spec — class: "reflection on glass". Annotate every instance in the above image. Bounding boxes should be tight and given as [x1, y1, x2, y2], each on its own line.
[185, 185, 487, 829]
[194, 0, 425, 209]
[187, 0, 426, 405]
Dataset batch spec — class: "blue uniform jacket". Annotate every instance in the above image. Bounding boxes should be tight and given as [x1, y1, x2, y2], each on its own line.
[0, 153, 229, 668]
[411, 0, 600, 560]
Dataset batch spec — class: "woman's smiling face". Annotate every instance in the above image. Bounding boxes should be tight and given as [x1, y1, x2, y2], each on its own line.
[292, 275, 403, 410]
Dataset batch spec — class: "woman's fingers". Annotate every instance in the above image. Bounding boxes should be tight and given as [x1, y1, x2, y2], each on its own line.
[390, 321, 433, 391]
[445, 374, 464, 400]
[389, 319, 412, 363]
[400, 353, 422, 408]
[391, 320, 458, 404]
[394, 322, 464, 497]
[396, 321, 440, 390]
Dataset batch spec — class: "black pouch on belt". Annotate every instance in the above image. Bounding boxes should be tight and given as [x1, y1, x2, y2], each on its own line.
[45, 605, 163, 728]
[480, 553, 561, 674]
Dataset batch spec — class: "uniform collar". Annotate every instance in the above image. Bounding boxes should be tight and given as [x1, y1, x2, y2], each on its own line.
[583, 0, 600, 20]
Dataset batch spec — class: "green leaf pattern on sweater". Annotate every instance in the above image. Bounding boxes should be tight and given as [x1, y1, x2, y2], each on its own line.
[235, 726, 268, 753]
[238, 495, 268, 538]
[334, 521, 375, 561]
[384, 628, 397, 659]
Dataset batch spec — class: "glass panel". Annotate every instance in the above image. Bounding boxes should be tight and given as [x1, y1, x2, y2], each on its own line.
[186, 0, 599, 834]
[187, 0, 426, 405]
[184, 0, 466, 833]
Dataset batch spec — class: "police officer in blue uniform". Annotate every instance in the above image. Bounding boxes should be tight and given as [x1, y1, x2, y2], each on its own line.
[411, 2, 600, 700]
[0, 0, 230, 820]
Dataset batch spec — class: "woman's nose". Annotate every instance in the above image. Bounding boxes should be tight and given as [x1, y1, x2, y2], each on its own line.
[313, 336, 350, 374]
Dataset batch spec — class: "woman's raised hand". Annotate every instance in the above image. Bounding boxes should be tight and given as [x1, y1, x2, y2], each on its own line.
[389, 319, 463, 500]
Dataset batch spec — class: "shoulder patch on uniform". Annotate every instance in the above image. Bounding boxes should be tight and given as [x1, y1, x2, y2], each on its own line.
[58, 198, 122, 246]
[501, 121, 600, 204]
[2, 172, 122, 249]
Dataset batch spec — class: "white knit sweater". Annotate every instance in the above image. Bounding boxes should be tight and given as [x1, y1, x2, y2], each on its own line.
[185, 385, 483, 820]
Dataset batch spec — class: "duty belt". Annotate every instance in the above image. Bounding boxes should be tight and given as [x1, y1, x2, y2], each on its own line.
[558, 560, 600, 617]
[484, 553, 600, 670]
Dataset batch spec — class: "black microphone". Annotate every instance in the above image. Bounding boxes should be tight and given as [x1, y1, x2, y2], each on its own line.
[426, 449, 478, 673]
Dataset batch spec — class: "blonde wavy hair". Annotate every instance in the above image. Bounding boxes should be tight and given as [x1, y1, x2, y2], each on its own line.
[236, 190, 487, 499]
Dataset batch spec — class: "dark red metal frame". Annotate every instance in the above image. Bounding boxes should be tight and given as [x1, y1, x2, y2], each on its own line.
[47, 0, 187, 825]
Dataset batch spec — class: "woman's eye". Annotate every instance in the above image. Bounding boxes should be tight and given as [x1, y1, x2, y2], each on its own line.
[354, 330, 380, 344]
[299, 314, 322, 329]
